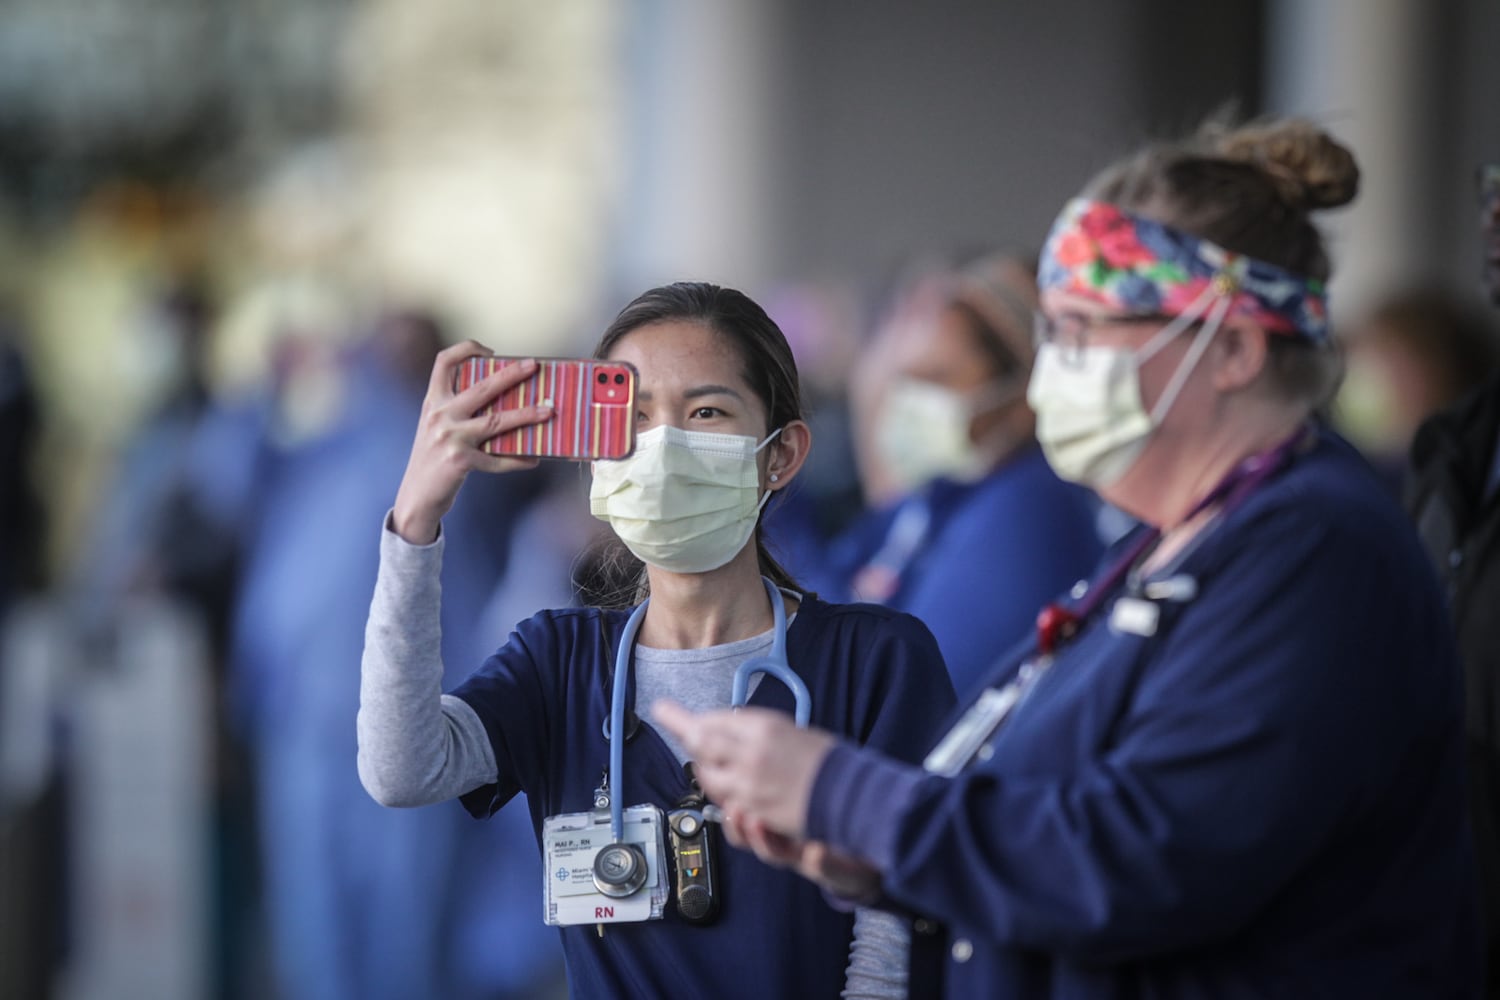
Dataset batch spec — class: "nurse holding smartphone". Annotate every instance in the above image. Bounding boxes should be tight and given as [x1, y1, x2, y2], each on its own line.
[360, 281, 956, 999]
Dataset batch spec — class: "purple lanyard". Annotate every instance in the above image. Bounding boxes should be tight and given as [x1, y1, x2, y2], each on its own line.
[1035, 424, 1313, 654]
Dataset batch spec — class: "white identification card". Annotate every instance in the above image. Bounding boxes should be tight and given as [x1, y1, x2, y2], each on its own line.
[542, 805, 668, 927]
[1108, 597, 1160, 637]
[923, 683, 1024, 777]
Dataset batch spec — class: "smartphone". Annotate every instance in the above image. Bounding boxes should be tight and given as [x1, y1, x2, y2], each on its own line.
[453, 356, 638, 461]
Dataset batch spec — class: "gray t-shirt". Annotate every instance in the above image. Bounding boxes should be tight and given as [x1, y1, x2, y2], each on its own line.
[634, 630, 770, 765]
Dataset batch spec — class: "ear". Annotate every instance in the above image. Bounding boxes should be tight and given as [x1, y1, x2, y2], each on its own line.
[1211, 320, 1270, 392]
[764, 419, 813, 492]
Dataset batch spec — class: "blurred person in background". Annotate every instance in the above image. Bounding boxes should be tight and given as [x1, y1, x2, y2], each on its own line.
[61, 275, 260, 996]
[754, 280, 870, 586]
[0, 305, 53, 1000]
[359, 282, 955, 999]
[657, 118, 1481, 998]
[69, 277, 236, 635]
[476, 460, 612, 635]
[222, 306, 563, 1000]
[1337, 285, 1500, 493]
[1406, 163, 1500, 999]
[794, 253, 1104, 696]
[0, 305, 46, 616]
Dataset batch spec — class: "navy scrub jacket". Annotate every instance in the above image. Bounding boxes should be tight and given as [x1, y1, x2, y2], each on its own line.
[809, 430, 1483, 999]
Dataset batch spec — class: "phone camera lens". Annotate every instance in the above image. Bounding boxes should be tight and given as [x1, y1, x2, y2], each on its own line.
[613, 373, 625, 385]
[597, 372, 608, 384]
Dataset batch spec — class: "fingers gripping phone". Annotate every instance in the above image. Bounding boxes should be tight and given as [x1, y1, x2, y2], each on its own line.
[454, 356, 638, 461]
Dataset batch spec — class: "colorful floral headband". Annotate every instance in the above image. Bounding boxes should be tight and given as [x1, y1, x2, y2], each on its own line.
[1038, 198, 1330, 344]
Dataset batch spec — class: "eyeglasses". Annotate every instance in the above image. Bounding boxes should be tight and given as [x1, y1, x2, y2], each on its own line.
[1031, 310, 1180, 352]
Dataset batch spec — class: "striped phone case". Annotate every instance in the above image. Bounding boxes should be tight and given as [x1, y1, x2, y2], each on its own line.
[453, 356, 638, 461]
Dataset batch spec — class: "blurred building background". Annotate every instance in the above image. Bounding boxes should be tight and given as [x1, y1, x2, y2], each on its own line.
[0, 1, 1496, 998]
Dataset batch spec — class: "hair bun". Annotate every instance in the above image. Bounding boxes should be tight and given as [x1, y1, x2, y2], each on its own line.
[1214, 119, 1360, 211]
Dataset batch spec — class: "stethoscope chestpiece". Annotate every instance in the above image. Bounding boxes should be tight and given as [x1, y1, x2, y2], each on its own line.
[592, 841, 650, 899]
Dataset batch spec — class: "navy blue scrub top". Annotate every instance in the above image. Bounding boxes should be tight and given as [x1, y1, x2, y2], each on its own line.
[450, 592, 956, 999]
[807, 430, 1482, 999]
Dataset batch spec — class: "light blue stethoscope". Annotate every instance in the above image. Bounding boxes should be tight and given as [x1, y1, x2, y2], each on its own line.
[605, 576, 812, 845]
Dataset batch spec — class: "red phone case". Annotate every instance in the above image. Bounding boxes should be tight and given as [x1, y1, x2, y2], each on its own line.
[453, 356, 638, 461]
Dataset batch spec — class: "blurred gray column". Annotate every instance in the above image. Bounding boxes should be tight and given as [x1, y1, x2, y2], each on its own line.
[614, 0, 781, 294]
[1264, 0, 1444, 320]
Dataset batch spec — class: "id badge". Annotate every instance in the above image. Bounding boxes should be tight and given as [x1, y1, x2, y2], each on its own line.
[542, 804, 669, 926]
[1108, 597, 1159, 637]
[922, 683, 1023, 777]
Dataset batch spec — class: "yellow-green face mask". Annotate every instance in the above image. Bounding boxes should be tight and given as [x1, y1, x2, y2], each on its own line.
[589, 425, 779, 574]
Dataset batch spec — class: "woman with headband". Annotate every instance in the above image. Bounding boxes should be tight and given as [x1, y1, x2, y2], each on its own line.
[657, 120, 1481, 997]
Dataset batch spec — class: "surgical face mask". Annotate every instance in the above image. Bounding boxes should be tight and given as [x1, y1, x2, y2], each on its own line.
[874, 377, 1020, 491]
[1026, 292, 1231, 488]
[1335, 359, 1403, 455]
[589, 424, 781, 574]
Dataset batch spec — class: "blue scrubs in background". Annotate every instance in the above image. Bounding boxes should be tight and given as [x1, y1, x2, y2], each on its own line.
[223, 347, 563, 1000]
[795, 446, 1105, 698]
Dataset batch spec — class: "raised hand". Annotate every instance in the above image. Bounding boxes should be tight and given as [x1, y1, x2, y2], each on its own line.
[391, 341, 554, 544]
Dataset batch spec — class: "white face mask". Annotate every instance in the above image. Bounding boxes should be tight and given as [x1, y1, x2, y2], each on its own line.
[1026, 292, 1231, 488]
[874, 376, 1021, 491]
[589, 424, 781, 574]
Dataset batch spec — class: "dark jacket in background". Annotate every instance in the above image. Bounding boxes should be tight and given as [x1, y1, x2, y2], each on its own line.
[1408, 373, 1500, 997]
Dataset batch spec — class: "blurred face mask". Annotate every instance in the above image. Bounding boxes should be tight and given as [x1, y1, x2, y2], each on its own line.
[1335, 359, 1403, 455]
[590, 424, 780, 573]
[874, 377, 1020, 491]
[1027, 291, 1231, 488]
